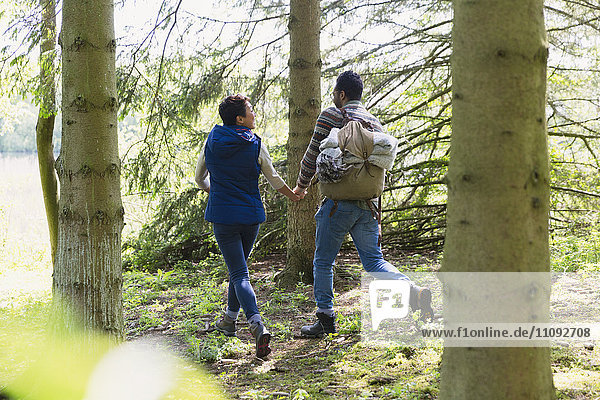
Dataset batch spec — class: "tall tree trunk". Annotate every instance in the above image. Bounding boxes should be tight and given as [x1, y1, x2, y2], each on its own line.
[281, 0, 321, 286]
[36, 0, 59, 265]
[440, 0, 554, 399]
[54, 0, 123, 339]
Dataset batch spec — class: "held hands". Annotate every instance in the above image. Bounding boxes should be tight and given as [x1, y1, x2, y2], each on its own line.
[279, 185, 303, 202]
[287, 192, 301, 202]
[292, 185, 308, 200]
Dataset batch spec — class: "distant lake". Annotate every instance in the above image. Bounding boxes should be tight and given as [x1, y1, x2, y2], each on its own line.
[0, 152, 52, 304]
[0, 152, 49, 245]
[0, 151, 148, 244]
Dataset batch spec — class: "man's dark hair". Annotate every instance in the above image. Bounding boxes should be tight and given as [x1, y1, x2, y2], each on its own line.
[334, 71, 363, 100]
[219, 94, 250, 125]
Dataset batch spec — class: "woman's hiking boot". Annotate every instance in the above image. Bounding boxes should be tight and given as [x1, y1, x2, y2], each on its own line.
[215, 314, 237, 337]
[409, 285, 434, 322]
[300, 312, 336, 338]
[249, 321, 271, 358]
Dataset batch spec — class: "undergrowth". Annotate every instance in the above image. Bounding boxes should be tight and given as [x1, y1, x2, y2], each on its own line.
[551, 229, 600, 272]
[121, 238, 600, 399]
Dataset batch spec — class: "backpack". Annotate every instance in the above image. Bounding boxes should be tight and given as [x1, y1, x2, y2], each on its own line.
[316, 110, 398, 200]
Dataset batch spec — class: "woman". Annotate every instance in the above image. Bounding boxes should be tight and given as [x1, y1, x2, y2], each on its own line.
[195, 94, 299, 358]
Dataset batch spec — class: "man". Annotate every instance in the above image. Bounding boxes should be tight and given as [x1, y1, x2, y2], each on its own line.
[293, 71, 433, 337]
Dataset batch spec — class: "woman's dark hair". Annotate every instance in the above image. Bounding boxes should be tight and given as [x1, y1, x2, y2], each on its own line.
[334, 71, 363, 100]
[219, 94, 250, 125]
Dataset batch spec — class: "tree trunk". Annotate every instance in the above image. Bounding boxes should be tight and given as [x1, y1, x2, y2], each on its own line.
[281, 0, 322, 286]
[54, 0, 123, 339]
[36, 0, 59, 265]
[440, 0, 554, 399]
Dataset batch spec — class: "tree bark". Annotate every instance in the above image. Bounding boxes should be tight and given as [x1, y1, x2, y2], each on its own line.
[54, 0, 124, 339]
[440, 1, 554, 399]
[36, 0, 59, 265]
[281, 0, 321, 285]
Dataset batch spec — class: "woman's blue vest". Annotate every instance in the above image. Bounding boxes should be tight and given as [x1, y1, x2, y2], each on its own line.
[204, 124, 266, 225]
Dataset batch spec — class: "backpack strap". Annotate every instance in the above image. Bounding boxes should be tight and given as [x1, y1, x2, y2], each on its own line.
[340, 107, 348, 125]
[329, 200, 339, 217]
[339, 107, 374, 131]
[377, 196, 382, 246]
[366, 197, 383, 246]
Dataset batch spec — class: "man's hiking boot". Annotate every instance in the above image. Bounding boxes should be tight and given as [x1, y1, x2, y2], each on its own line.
[215, 314, 237, 337]
[249, 321, 271, 358]
[410, 285, 434, 322]
[300, 312, 336, 338]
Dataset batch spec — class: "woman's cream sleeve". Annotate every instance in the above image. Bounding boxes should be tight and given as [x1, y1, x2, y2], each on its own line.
[258, 142, 286, 190]
[194, 140, 210, 190]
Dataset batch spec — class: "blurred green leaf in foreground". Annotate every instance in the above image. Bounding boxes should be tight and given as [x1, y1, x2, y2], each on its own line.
[0, 304, 226, 400]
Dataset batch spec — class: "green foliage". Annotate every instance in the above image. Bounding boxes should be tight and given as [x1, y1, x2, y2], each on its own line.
[239, 389, 271, 400]
[123, 255, 250, 363]
[123, 256, 228, 337]
[544, 1, 600, 233]
[253, 148, 290, 257]
[548, 140, 600, 232]
[0, 97, 60, 152]
[0, 301, 228, 399]
[186, 332, 249, 363]
[337, 313, 361, 334]
[0, 0, 59, 118]
[117, 0, 290, 198]
[269, 321, 293, 341]
[262, 282, 311, 316]
[550, 230, 600, 272]
[122, 187, 218, 271]
[291, 389, 311, 400]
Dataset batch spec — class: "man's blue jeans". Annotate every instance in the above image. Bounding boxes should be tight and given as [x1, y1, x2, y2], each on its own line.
[213, 223, 260, 319]
[313, 199, 409, 310]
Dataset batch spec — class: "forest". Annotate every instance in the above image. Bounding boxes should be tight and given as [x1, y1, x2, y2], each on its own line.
[1, 0, 600, 399]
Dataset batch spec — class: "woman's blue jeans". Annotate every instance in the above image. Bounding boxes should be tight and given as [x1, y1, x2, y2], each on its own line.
[212, 223, 260, 320]
[313, 199, 409, 310]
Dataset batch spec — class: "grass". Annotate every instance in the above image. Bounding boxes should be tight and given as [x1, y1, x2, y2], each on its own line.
[118, 253, 445, 399]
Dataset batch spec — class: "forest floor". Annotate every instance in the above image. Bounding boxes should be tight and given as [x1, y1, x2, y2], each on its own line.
[121, 249, 600, 400]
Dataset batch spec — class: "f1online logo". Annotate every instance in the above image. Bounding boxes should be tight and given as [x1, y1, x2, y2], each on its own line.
[369, 280, 411, 330]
